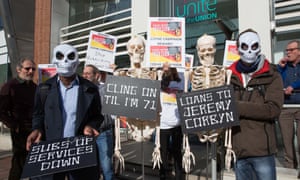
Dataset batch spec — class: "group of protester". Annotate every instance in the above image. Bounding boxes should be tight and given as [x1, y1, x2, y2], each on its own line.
[0, 29, 299, 180]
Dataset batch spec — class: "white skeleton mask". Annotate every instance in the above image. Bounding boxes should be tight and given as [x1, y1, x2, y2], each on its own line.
[127, 35, 146, 66]
[52, 44, 79, 77]
[196, 34, 216, 66]
[238, 32, 261, 64]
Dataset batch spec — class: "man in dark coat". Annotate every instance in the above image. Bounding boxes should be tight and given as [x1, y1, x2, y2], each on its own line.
[0, 58, 37, 180]
[26, 44, 103, 180]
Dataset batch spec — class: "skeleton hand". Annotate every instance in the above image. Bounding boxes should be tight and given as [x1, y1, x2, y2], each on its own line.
[182, 146, 196, 173]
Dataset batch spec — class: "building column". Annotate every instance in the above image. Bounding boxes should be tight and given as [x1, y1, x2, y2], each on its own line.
[34, 0, 51, 82]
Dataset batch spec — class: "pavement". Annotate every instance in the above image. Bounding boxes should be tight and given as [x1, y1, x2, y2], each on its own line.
[0, 128, 12, 180]
[0, 126, 299, 180]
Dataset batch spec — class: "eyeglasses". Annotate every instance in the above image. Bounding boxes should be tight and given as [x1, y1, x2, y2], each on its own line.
[285, 48, 300, 53]
[23, 67, 36, 71]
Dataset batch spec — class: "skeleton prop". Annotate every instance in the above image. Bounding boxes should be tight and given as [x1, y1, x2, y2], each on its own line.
[115, 35, 155, 79]
[182, 34, 233, 173]
[113, 35, 162, 172]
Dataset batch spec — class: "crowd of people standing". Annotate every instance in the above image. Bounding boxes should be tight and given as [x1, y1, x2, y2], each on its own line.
[0, 31, 299, 180]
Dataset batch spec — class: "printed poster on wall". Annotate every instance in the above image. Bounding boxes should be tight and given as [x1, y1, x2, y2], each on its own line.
[185, 54, 194, 69]
[223, 40, 240, 67]
[85, 30, 117, 73]
[38, 64, 57, 84]
[177, 54, 194, 72]
[146, 17, 185, 68]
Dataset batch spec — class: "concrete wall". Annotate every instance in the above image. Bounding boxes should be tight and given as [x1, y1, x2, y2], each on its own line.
[50, 0, 69, 62]
[131, 0, 150, 35]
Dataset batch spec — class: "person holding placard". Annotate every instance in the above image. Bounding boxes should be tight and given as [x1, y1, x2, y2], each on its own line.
[228, 29, 284, 180]
[26, 44, 103, 180]
[159, 63, 183, 180]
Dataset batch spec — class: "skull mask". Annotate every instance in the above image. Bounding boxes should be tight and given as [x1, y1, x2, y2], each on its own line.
[238, 31, 261, 64]
[52, 44, 79, 77]
[196, 34, 216, 66]
[127, 35, 146, 67]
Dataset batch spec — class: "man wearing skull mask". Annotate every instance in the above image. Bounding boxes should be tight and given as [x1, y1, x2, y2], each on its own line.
[228, 29, 284, 180]
[26, 44, 103, 180]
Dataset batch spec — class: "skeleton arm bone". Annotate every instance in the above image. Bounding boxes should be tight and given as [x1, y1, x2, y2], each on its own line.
[224, 69, 236, 171]
[113, 117, 125, 173]
[182, 68, 196, 173]
[152, 69, 163, 169]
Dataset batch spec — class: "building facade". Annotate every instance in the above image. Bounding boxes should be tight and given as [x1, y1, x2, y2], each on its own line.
[0, 0, 299, 83]
[50, 0, 300, 68]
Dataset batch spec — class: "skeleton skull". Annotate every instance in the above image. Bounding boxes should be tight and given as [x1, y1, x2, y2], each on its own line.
[127, 35, 146, 67]
[238, 31, 261, 64]
[52, 44, 79, 77]
[196, 34, 216, 66]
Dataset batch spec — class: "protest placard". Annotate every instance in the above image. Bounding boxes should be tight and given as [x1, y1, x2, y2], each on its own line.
[38, 64, 57, 84]
[102, 75, 160, 120]
[146, 17, 185, 68]
[85, 30, 117, 73]
[176, 85, 239, 133]
[21, 136, 97, 178]
[223, 40, 240, 67]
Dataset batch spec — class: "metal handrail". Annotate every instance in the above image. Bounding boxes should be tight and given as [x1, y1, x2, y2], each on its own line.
[283, 104, 300, 108]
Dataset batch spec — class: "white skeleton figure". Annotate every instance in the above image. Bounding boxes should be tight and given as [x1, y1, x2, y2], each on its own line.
[114, 35, 158, 141]
[192, 34, 226, 139]
[113, 35, 162, 171]
[182, 34, 232, 173]
[115, 35, 154, 79]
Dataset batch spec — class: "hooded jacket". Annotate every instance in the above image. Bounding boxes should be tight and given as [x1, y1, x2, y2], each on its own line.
[228, 58, 284, 158]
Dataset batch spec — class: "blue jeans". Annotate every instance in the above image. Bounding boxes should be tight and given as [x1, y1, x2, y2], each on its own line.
[234, 155, 276, 180]
[96, 129, 114, 180]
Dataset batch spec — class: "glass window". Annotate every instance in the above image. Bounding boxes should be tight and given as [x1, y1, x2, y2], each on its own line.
[69, 0, 131, 25]
[67, 0, 132, 68]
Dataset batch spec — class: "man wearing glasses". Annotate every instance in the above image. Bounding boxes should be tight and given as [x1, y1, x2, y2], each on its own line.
[0, 58, 37, 180]
[277, 40, 300, 173]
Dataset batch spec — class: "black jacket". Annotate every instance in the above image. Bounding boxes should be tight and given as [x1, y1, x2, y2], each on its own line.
[228, 59, 284, 158]
[32, 74, 103, 140]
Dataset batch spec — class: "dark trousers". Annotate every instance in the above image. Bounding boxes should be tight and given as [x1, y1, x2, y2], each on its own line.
[278, 108, 300, 169]
[8, 129, 29, 180]
[159, 126, 183, 180]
